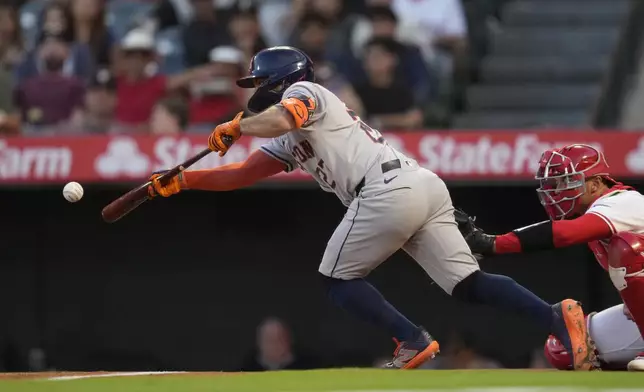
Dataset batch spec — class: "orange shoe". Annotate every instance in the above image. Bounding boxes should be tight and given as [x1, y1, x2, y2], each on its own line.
[383, 328, 440, 369]
[552, 299, 599, 371]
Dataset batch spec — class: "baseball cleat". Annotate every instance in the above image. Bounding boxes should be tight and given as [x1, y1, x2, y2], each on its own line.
[627, 353, 644, 371]
[383, 328, 440, 369]
[552, 299, 600, 371]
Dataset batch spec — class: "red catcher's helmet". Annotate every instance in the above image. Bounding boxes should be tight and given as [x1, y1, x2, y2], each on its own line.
[535, 144, 613, 220]
[544, 335, 572, 370]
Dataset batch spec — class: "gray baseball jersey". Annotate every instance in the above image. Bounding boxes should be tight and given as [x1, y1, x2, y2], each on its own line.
[260, 81, 479, 293]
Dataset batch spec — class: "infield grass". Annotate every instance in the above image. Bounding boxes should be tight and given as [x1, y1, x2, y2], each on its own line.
[2, 369, 644, 392]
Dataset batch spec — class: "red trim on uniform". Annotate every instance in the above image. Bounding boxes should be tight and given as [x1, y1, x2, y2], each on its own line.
[551, 213, 613, 247]
[495, 233, 522, 253]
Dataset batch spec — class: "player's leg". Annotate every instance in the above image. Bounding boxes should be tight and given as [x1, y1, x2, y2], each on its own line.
[319, 186, 438, 369]
[403, 174, 597, 370]
[545, 304, 644, 370]
[607, 232, 644, 371]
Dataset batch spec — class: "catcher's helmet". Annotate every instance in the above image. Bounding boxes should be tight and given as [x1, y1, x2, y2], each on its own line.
[535, 144, 615, 220]
[236, 46, 315, 113]
[544, 335, 572, 370]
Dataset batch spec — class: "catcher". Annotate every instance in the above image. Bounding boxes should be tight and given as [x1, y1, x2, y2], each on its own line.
[456, 144, 644, 371]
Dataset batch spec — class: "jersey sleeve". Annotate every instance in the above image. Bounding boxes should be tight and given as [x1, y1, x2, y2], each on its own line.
[259, 135, 297, 173]
[586, 191, 644, 234]
[279, 81, 326, 128]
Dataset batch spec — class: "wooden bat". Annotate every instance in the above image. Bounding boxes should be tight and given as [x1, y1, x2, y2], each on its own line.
[101, 148, 212, 223]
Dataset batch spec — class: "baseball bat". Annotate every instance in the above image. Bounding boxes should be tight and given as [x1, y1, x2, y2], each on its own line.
[101, 148, 212, 223]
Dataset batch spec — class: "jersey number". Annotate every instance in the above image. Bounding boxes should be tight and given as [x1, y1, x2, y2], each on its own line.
[316, 159, 336, 189]
[347, 109, 385, 144]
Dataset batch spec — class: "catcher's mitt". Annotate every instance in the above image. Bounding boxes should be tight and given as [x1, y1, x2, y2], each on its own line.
[454, 208, 495, 258]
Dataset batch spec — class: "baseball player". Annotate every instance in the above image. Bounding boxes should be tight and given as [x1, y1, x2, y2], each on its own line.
[457, 144, 644, 371]
[545, 304, 644, 370]
[148, 46, 595, 370]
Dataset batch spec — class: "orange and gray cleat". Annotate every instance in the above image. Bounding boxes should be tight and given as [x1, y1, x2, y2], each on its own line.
[383, 328, 440, 369]
[552, 299, 600, 371]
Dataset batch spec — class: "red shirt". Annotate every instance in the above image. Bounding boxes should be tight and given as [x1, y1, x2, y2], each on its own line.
[14, 74, 85, 126]
[116, 75, 167, 124]
[189, 95, 238, 124]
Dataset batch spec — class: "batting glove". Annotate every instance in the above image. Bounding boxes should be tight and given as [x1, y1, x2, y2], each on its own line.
[208, 111, 243, 157]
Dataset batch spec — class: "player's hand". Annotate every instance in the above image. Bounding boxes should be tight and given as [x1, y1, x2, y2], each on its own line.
[147, 170, 186, 198]
[454, 208, 495, 256]
[208, 111, 243, 157]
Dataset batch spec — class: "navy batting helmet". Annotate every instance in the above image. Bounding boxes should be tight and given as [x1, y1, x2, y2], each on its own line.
[236, 46, 315, 113]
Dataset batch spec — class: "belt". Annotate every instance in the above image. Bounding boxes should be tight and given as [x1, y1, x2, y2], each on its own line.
[354, 159, 401, 196]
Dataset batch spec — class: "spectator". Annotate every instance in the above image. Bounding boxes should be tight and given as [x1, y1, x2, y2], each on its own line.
[389, 0, 469, 83]
[228, 7, 267, 66]
[0, 68, 20, 135]
[70, 0, 115, 67]
[181, 0, 232, 67]
[14, 31, 85, 132]
[16, 2, 93, 83]
[350, 5, 433, 104]
[352, 38, 423, 130]
[40, 1, 75, 41]
[115, 28, 214, 131]
[239, 317, 323, 371]
[150, 96, 189, 134]
[189, 46, 247, 130]
[0, 4, 24, 70]
[289, 0, 358, 57]
[294, 13, 364, 117]
[69, 68, 116, 134]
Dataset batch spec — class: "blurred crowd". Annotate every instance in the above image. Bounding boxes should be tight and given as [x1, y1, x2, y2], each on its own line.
[0, 0, 511, 136]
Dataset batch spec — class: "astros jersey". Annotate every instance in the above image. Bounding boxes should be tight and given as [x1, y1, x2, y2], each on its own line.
[259, 81, 397, 206]
[586, 189, 644, 269]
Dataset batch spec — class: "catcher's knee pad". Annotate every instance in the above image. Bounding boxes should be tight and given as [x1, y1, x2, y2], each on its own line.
[607, 232, 644, 291]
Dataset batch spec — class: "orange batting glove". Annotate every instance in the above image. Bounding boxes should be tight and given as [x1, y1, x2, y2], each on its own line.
[208, 111, 243, 157]
[148, 171, 187, 198]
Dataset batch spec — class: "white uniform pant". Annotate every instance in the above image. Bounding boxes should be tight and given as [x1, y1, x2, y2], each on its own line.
[318, 165, 479, 294]
[590, 304, 644, 366]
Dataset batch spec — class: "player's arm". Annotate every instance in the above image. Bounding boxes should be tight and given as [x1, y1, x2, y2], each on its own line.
[456, 209, 613, 255]
[238, 105, 297, 138]
[148, 149, 285, 196]
[208, 84, 321, 156]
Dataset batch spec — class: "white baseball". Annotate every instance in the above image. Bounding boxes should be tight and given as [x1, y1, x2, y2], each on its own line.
[63, 182, 84, 203]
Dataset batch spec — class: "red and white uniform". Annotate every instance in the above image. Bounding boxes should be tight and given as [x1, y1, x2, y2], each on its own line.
[587, 189, 644, 270]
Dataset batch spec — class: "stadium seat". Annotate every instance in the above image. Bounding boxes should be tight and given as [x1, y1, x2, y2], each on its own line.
[107, 1, 155, 40]
[466, 85, 601, 111]
[19, 0, 47, 50]
[491, 28, 620, 57]
[502, 0, 630, 27]
[452, 111, 591, 129]
[480, 56, 609, 84]
[156, 27, 185, 74]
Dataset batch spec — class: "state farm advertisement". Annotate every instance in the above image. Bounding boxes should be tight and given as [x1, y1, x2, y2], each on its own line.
[2, 131, 644, 184]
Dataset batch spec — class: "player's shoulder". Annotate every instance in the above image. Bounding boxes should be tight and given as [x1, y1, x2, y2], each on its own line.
[588, 189, 644, 212]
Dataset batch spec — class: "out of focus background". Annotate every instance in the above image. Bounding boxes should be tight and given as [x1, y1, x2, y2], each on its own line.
[1, 0, 644, 373]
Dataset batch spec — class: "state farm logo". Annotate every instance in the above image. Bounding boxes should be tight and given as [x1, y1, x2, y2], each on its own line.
[625, 137, 644, 173]
[94, 137, 150, 177]
[0, 140, 72, 179]
[416, 134, 603, 175]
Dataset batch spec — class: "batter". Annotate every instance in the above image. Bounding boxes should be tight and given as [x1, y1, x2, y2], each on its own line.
[149, 46, 596, 370]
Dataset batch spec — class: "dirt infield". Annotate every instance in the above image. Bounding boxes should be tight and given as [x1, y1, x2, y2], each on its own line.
[0, 371, 237, 381]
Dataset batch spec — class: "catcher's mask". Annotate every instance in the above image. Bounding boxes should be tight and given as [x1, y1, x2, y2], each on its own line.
[535, 144, 612, 220]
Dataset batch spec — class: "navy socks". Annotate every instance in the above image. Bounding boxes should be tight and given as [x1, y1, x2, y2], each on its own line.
[324, 276, 419, 341]
[453, 271, 554, 330]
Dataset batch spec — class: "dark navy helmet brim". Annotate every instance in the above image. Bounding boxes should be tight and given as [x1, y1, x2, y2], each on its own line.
[236, 76, 257, 88]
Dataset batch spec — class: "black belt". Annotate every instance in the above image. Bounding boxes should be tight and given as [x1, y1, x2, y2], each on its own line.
[354, 159, 401, 196]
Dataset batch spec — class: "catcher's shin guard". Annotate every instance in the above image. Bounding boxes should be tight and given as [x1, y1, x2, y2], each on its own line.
[608, 232, 644, 338]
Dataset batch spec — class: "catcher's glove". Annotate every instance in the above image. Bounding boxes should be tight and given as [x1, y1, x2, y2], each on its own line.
[454, 208, 495, 257]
